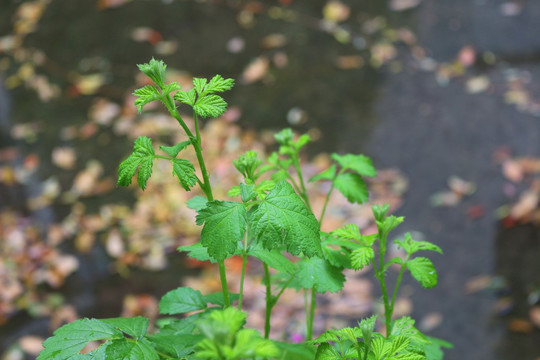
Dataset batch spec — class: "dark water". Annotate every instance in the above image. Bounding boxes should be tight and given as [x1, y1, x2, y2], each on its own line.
[2, 0, 540, 359]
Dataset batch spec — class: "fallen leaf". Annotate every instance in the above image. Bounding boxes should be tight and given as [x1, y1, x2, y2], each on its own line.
[241, 57, 269, 84]
[52, 147, 76, 169]
[418, 312, 442, 332]
[389, 0, 422, 11]
[466, 76, 490, 94]
[457, 45, 476, 67]
[323, 1, 350, 22]
[510, 190, 538, 220]
[18, 336, 44, 355]
[508, 318, 533, 333]
[503, 159, 524, 182]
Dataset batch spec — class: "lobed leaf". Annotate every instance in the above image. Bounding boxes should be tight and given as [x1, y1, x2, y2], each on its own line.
[172, 158, 198, 191]
[196, 201, 247, 261]
[193, 94, 228, 118]
[309, 164, 336, 183]
[174, 88, 196, 106]
[203, 292, 240, 308]
[372, 203, 390, 222]
[248, 246, 296, 274]
[193, 77, 208, 95]
[117, 136, 155, 190]
[38, 319, 123, 359]
[105, 338, 159, 360]
[147, 333, 202, 358]
[186, 196, 208, 211]
[205, 74, 235, 94]
[100, 317, 149, 339]
[395, 233, 442, 256]
[248, 181, 321, 257]
[159, 140, 191, 158]
[138, 58, 167, 88]
[331, 153, 377, 177]
[133, 85, 161, 113]
[334, 172, 369, 204]
[295, 257, 345, 293]
[351, 246, 375, 270]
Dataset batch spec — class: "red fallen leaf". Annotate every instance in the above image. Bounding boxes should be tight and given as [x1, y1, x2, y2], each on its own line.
[467, 204, 485, 219]
[23, 153, 40, 171]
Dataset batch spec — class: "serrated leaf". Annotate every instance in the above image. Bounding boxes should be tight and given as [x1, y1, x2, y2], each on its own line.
[331, 224, 362, 241]
[133, 85, 161, 113]
[248, 181, 321, 257]
[295, 257, 345, 293]
[186, 196, 208, 211]
[248, 246, 296, 274]
[351, 246, 375, 270]
[240, 183, 257, 202]
[162, 81, 181, 96]
[196, 201, 247, 261]
[178, 243, 216, 263]
[359, 315, 377, 343]
[315, 343, 341, 360]
[334, 328, 360, 344]
[203, 292, 240, 307]
[407, 257, 438, 289]
[293, 134, 311, 150]
[147, 333, 202, 358]
[274, 128, 294, 145]
[335, 172, 369, 204]
[100, 317, 149, 339]
[230, 329, 280, 359]
[389, 336, 410, 356]
[322, 243, 351, 268]
[272, 341, 316, 360]
[69, 344, 108, 359]
[160, 140, 191, 158]
[227, 185, 242, 198]
[395, 233, 442, 256]
[172, 158, 198, 191]
[205, 74, 234, 94]
[138, 58, 166, 89]
[194, 94, 228, 118]
[371, 337, 391, 360]
[309, 164, 336, 183]
[174, 88, 196, 106]
[159, 287, 207, 315]
[117, 136, 155, 190]
[391, 353, 427, 360]
[105, 338, 159, 360]
[378, 215, 404, 234]
[384, 257, 405, 271]
[372, 204, 390, 222]
[331, 153, 377, 177]
[38, 319, 122, 359]
[193, 77, 208, 95]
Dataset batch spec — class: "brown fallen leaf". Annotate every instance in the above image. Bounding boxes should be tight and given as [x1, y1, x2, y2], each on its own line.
[508, 318, 533, 333]
[241, 57, 269, 84]
[52, 147, 76, 169]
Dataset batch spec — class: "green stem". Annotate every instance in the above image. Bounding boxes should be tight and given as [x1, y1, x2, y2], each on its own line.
[193, 112, 202, 144]
[306, 288, 316, 340]
[292, 155, 311, 211]
[319, 180, 336, 224]
[238, 235, 249, 310]
[376, 231, 392, 337]
[218, 261, 231, 308]
[390, 259, 408, 312]
[263, 263, 272, 339]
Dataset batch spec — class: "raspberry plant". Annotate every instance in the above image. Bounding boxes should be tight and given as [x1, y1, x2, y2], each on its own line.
[38, 59, 451, 360]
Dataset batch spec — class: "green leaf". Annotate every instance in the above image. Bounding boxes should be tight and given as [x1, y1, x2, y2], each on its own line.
[196, 201, 247, 261]
[205, 74, 234, 94]
[178, 242, 216, 263]
[249, 181, 321, 257]
[117, 136, 155, 190]
[227, 185, 241, 198]
[314, 343, 341, 360]
[133, 85, 161, 113]
[384, 257, 405, 271]
[274, 128, 294, 145]
[272, 341, 317, 360]
[423, 336, 453, 360]
[294, 134, 311, 150]
[159, 140, 191, 158]
[395, 233, 442, 256]
[406, 257, 438, 289]
[331, 224, 361, 241]
[295, 257, 345, 293]
[371, 336, 391, 360]
[194, 94, 228, 118]
[172, 158, 198, 191]
[359, 315, 377, 343]
[157, 312, 204, 336]
[248, 246, 296, 274]
[230, 329, 280, 359]
[389, 336, 410, 356]
[322, 242, 352, 268]
[186, 196, 208, 211]
[335, 173, 369, 204]
[100, 317, 149, 339]
[372, 204, 390, 222]
[193, 77, 208, 95]
[378, 215, 404, 234]
[203, 292, 240, 307]
[159, 287, 207, 315]
[309, 164, 336, 182]
[138, 58, 167, 89]
[38, 319, 122, 359]
[105, 338, 159, 360]
[233, 151, 262, 181]
[240, 183, 257, 202]
[331, 153, 377, 177]
[174, 88, 196, 106]
[147, 333, 202, 358]
[351, 246, 375, 270]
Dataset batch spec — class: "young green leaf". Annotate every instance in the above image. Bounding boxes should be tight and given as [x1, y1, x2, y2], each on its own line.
[178, 242, 216, 263]
[194, 94, 228, 118]
[331, 224, 362, 241]
[334, 172, 369, 204]
[247, 246, 296, 274]
[388, 335, 410, 356]
[395, 233, 442, 256]
[406, 257, 438, 289]
[117, 136, 155, 190]
[331, 153, 377, 177]
[295, 257, 345, 293]
[159, 140, 191, 158]
[378, 215, 404, 234]
[314, 342, 341, 359]
[205, 74, 235, 94]
[159, 287, 207, 315]
[359, 315, 377, 344]
[322, 242, 352, 268]
[372, 203, 390, 222]
[105, 338, 159, 360]
[193, 77, 208, 95]
[138, 58, 167, 89]
[309, 164, 336, 183]
[196, 200, 247, 261]
[274, 128, 294, 145]
[38, 319, 123, 359]
[371, 336, 391, 360]
[351, 246, 375, 270]
[248, 181, 321, 257]
[172, 158, 198, 191]
[100, 316, 149, 339]
[186, 196, 208, 211]
[240, 183, 257, 202]
[272, 341, 317, 360]
[233, 151, 262, 181]
[133, 85, 162, 113]
[174, 88, 196, 106]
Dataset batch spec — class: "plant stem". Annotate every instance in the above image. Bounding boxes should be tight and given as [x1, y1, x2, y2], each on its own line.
[390, 259, 408, 312]
[292, 155, 311, 211]
[306, 288, 316, 340]
[238, 235, 249, 310]
[218, 261, 231, 308]
[263, 263, 272, 339]
[376, 231, 392, 337]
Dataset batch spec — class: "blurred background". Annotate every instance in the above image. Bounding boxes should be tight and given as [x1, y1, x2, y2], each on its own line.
[1, 0, 540, 359]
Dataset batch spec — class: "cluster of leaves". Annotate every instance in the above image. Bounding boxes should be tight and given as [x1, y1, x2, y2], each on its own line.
[38, 59, 450, 360]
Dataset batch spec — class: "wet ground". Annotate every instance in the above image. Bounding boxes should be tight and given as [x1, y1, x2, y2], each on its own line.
[1, 0, 540, 359]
